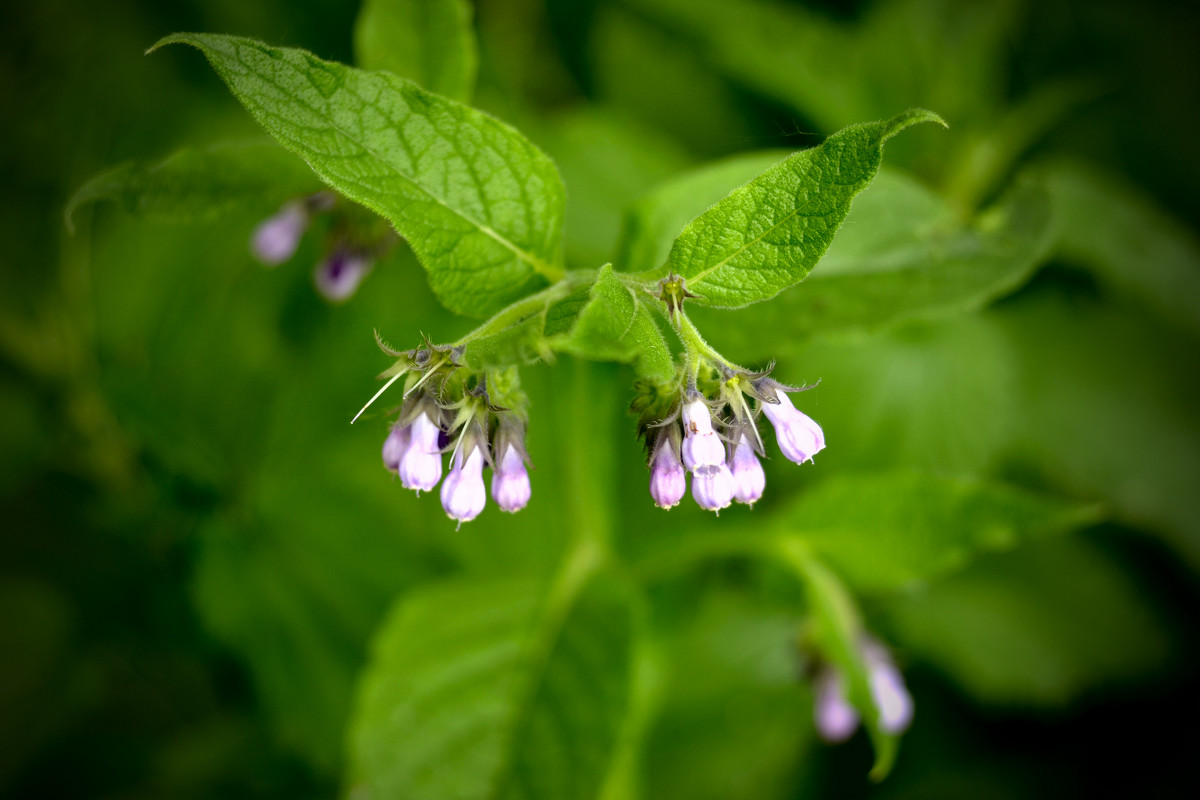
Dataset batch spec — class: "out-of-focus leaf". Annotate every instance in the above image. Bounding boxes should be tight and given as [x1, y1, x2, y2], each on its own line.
[642, 595, 815, 800]
[690, 173, 1052, 339]
[152, 34, 566, 318]
[657, 110, 945, 308]
[551, 266, 675, 382]
[65, 141, 322, 232]
[353, 0, 478, 102]
[1040, 159, 1200, 336]
[347, 572, 635, 800]
[883, 535, 1174, 706]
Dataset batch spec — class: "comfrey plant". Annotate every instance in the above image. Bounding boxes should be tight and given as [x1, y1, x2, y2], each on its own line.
[115, 22, 950, 787]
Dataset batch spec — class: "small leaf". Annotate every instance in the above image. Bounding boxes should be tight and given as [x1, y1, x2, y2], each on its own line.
[347, 572, 636, 800]
[552, 266, 676, 382]
[353, 0, 478, 102]
[152, 33, 566, 318]
[65, 140, 322, 232]
[660, 109, 945, 308]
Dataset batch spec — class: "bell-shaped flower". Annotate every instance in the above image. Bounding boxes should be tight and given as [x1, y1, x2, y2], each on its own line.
[492, 441, 531, 513]
[251, 202, 308, 265]
[314, 248, 371, 302]
[692, 464, 734, 512]
[441, 445, 487, 523]
[680, 398, 725, 471]
[399, 410, 443, 493]
[649, 435, 686, 509]
[382, 423, 410, 473]
[862, 638, 914, 734]
[761, 391, 825, 464]
[728, 433, 765, 505]
[813, 668, 859, 743]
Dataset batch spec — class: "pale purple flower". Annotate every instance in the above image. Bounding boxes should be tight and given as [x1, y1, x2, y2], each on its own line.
[382, 424, 410, 473]
[813, 668, 859, 743]
[761, 391, 825, 464]
[692, 464, 734, 512]
[680, 398, 724, 471]
[862, 639, 914, 734]
[649, 437, 686, 509]
[251, 202, 308, 265]
[314, 249, 372, 302]
[491, 442, 531, 513]
[729, 433, 765, 505]
[399, 411, 442, 493]
[441, 446, 487, 523]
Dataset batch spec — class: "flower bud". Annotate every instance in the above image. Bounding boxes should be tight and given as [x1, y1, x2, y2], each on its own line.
[251, 202, 308, 265]
[761, 391, 825, 464]
[399, 410, 443, 493]
[314, 249, 371, 302]
[691, 464, 734, 512]
[441, 446, 487, 523]
[729, 434, 765, 505]
[681, 398, 725, 471]
[862, 639, 914, 734]
[813, 668, 859, 743]
[492, 443, 531, 513]
[649, 437, 686, 509]
[382, 424, 410, 473]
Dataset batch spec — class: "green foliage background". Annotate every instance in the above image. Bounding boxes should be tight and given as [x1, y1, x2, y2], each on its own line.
[2, 0, 1199, 797]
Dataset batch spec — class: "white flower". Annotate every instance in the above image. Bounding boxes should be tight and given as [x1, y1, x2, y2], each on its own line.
[399, 410, 443, 492]
[691, 464, 734, 512]
[441, 446, 487, 523]
[761, 391, 825, 464]
[681, 398, 724, 470]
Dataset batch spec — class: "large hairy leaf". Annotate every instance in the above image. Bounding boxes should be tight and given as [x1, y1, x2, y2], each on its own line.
[152, 33, 566, 317]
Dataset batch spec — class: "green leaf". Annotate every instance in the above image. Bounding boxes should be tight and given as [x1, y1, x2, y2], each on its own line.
[353, 0, 478, 102]
[1040, 159, 1200, 337]
[152, 33, 566, 318]
[883, 536, 1173, 706]
[65, 140, 322, 232]
[781, 473, 1100, 594]
[617, 150, 789, 275]
[552, 266, 676, 383]
[659, 110, 945, 308]
[347, 572, 636, 800]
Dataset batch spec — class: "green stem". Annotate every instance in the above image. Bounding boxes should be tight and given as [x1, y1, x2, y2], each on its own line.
[452, 268, 599, 348]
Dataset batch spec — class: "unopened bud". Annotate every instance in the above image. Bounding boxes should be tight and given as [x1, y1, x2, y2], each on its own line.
[729, 434, 765, 505]
[649, 436, 686, 509]
[492, 443, 531, 513]
[813, 668, 859, 743]
[382, 423, 410, 473]
[251, 202, 308, 265]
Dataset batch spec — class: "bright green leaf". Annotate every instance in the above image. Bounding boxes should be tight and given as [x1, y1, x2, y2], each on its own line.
[552, 266, 675, 383]
[65, 140, 322, 232]
[353, 0, 478, 102]
[151, 33, 566, 318]
[659, 109, 945, 308]
[347, 572, 635, 800]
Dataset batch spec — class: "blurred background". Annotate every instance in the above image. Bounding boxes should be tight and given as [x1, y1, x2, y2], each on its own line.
[3, 0, 1199, 797]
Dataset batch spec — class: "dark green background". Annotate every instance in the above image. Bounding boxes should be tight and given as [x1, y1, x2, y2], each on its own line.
[3, 0, 1199, 797]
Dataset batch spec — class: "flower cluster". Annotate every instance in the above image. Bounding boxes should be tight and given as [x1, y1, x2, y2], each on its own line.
[811, 636, 914, 743]
[250, 192, 395, 302]
[640, 371, 824, 514]
[370, 344, 532, 525]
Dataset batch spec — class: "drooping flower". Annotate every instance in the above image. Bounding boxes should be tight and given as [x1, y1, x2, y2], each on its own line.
[251, 201, 308, 265]
[813, 668, 859, 743]
[491, 420, 531, 513]
[382, 423, 410, 473]
[861, 638, 914, 734]
[680, 397, 725, 471]
[314, 248, 372, 302]
[649, 432, 686, 509]
[728, 433, 765, 505]
[761, 390, 825, 464]
[398, 408, 443, 493]
[441, 445, 487, 523]
[692, 463, 734, 512]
